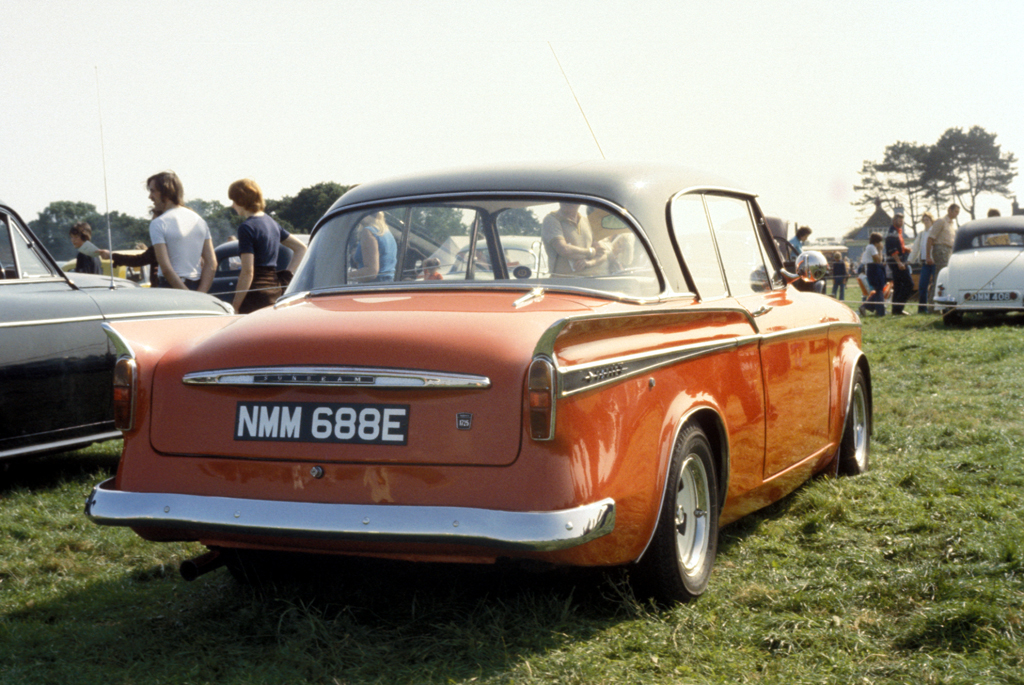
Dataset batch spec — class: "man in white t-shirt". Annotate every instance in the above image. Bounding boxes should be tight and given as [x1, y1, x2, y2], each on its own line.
[147, 171, 217, 291]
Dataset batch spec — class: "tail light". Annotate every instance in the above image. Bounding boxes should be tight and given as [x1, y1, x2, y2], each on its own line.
[112, 358, 137, 431]
[527, 358, 556, 441]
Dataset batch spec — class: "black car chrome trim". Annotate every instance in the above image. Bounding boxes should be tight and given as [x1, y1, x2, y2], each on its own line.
[183, 366, 492, 389]
[0, 314, 104, 329]
[0, 310, 226, 330]
[559, 336, 759, 397]
[102, 309, 232, 321]
[1, 431, 122, 460]
[85, 478, 615, 552]
[0, 276, 69, 287]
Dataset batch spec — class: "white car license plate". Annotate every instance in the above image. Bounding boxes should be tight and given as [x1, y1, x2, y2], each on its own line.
[235, 402, 409, 445]
[968, 291, 1018, 302]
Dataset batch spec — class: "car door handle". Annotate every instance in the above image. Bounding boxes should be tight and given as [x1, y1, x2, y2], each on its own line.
[750, 305, 773, 317]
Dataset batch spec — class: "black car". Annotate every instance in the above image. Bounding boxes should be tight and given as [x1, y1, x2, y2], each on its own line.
[209, 236, 309, 304]
[0, 201, 233, 460]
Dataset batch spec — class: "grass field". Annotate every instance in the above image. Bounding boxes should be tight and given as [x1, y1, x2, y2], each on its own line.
[2, 313, 1023, 684]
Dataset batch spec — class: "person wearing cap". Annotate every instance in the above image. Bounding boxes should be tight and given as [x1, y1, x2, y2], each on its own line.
[885, 209, 913, 315]
[788, 226, 812, 254]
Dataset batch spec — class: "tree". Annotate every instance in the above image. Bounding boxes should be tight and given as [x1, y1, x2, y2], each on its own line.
[854, 126, 1018, 227]
[926, 126, 1018, 220]
[29, 201, 99, 259]
[25, 181, 356, 260]
[28, 201, 149, 260]
[497, 208, 542, 236]
[267, 182, 352, 234]
[853, 141, 931, 234]
[186, 199, 239, 246]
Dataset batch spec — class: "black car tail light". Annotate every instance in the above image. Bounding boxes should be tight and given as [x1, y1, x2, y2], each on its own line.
[528, 358, 556, 441]
[112, 358, 137, 431]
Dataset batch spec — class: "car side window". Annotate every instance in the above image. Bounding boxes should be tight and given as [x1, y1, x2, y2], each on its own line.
[0, 214, 14, 279]
[669, 194, 727, 299]
[4, 216, 54, 279]
[704, 195, 771, 297]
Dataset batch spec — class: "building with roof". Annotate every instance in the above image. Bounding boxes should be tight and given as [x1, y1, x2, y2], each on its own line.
[844, 200, 892, 264]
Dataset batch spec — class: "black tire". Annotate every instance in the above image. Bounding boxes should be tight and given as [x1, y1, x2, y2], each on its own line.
[837, 367, 870, 476]
[634, 424, 719, 603]
[942, 308, 963, 326]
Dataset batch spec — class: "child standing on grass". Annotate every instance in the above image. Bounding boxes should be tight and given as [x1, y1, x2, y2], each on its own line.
[831, 253, 847, 300]
[858, 232, 886, 317]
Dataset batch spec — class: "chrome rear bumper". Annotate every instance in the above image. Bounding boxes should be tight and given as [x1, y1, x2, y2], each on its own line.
[85, 478, 615, 552]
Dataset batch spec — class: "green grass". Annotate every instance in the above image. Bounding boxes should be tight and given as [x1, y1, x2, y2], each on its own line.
[3, 313, 1024, 684]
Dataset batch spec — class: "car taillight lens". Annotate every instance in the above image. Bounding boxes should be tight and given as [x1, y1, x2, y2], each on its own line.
[528, 358, 556, 441]
[112, 358, 136, 431]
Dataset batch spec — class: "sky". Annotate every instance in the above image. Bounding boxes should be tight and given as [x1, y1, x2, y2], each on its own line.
[2, 0, 1023, 242]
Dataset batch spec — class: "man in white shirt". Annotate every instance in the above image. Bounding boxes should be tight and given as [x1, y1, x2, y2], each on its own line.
[147, 171, 216, 291]
[926, 204, 960, 309]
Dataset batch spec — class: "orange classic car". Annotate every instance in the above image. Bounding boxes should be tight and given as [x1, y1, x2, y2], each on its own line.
[86, 162, 871, 602]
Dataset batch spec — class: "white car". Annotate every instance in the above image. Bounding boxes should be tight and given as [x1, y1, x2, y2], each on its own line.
[933, 217, 1024, 325]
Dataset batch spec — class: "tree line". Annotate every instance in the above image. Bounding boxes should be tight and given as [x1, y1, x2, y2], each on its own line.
[29, 182, 351, 261]
[854, 125, 1017, 234]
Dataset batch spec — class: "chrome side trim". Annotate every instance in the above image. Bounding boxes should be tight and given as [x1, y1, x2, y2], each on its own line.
[102, 310, 230, 321]
[759, 322, 834, 342]
[182, 366, 491, 389]
[559, 336, 759, 397]
[0, 314, 103, 329]
[1, 431, 121, 460]
[85, 479, 615, 552]
[0, 310, 225, 330]
[102, 322, 137, 359]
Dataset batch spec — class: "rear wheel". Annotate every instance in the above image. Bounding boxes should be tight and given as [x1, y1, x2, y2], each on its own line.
[837, 367, 870, 476]
[634, 424, 719, 603]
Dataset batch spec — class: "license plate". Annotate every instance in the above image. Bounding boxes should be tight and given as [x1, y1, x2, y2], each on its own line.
[235, 402, 409, 445]
[968, 291, 1018, 302]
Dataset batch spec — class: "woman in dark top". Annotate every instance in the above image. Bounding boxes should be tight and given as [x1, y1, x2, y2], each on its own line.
[228, 178, 307, 313]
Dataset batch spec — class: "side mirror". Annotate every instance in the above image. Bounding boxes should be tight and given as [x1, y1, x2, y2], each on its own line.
[783, 251, 829, 293]
[795, 251, 829, 282]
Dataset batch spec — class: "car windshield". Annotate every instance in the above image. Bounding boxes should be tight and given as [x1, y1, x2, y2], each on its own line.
[289, 199, 660, 298]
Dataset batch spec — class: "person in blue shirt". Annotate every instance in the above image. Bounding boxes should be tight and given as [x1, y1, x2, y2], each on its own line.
[788, 226, 812, 254]
[830, 253, 848, 300]
[349, 211, 397, 282]
[228, 178, 307, 313]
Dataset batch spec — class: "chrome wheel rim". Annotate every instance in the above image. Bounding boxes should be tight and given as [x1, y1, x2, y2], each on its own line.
[850, 381, 868, 471]
[675, 453, 710, 577]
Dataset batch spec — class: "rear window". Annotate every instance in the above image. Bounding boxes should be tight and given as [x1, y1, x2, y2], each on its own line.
[967, 232, 1024, 248]
[289, 199, 660, 298]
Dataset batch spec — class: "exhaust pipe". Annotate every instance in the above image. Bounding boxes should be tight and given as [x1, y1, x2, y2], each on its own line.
[179, 550, 226, 581]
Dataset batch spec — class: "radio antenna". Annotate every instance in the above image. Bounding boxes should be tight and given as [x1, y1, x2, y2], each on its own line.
[94, 67, 115, 289]
[548, 42, 605, 159]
